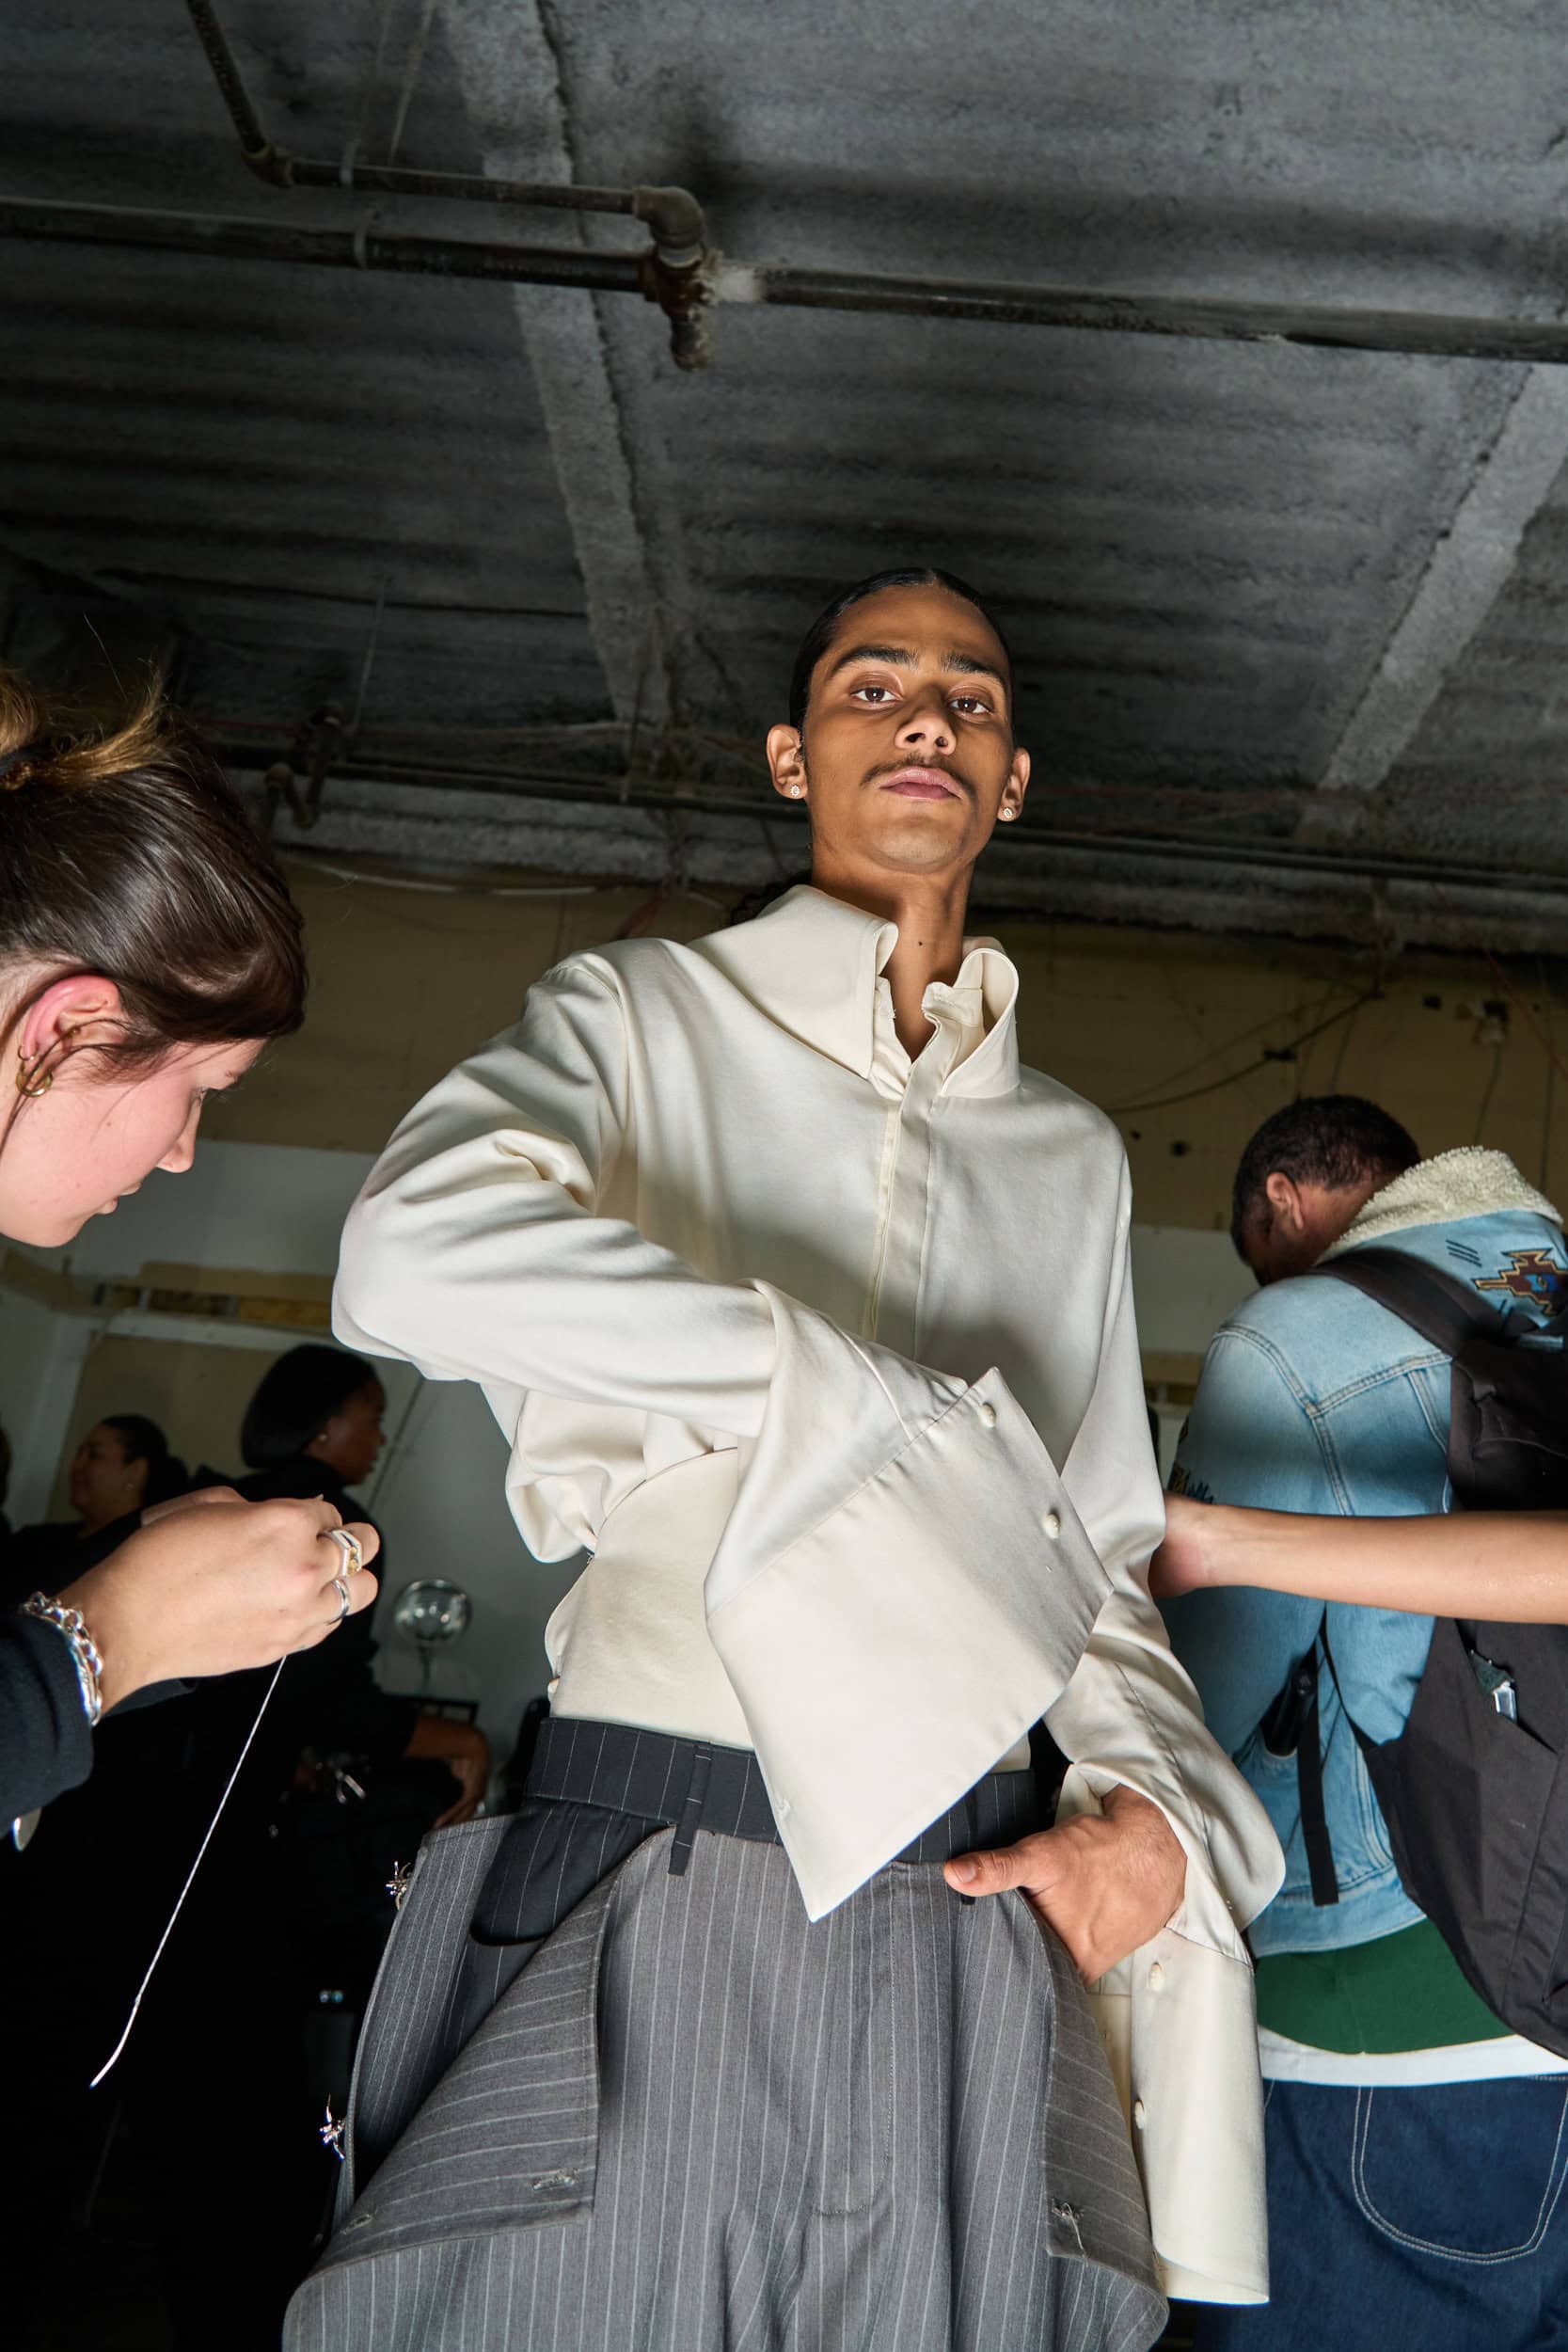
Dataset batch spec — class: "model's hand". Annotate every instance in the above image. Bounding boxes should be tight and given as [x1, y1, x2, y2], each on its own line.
[1148, 1492, 1218, 1600]
[58, 1497, 381, 1711]
[942, 1785, 1187, 1982]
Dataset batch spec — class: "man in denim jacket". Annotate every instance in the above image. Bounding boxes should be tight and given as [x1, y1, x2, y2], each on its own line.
[1164, 1095, 1568, 2351]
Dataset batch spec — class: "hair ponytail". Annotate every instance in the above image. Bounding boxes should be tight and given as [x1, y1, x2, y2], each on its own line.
[0, 668, 306, 1070]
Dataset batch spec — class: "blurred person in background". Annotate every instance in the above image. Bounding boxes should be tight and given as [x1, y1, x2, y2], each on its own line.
[6, 1346, 488, 2351]
[233, 1342, 491, 1848]
[4, 1410, 189, 1602]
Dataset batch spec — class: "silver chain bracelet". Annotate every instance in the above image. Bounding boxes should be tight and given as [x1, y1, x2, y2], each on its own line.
[22, 1592, 105, 1726]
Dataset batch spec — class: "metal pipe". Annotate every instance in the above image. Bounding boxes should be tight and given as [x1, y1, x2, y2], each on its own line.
[219, 742, 1568, 904]
[183, 0, 270, 159]
[181, 0, 708, 330]
[10, 194, 1568, 372]
[0, 196, 646, 295]
[713, 258, 1568, 367]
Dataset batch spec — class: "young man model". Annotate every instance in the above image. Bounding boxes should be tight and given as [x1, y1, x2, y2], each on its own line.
[289, 569, 1281, 2352]
[1165, 1096, 1568, 2350]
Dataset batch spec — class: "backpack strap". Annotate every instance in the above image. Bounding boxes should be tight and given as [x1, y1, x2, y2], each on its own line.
[1311, 1245, 1518, 1359]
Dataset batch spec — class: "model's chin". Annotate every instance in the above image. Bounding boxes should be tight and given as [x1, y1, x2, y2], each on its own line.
[864, 813, 975, 873]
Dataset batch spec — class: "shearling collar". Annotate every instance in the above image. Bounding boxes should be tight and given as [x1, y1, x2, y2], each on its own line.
[1322, 1147, 1562, 1259]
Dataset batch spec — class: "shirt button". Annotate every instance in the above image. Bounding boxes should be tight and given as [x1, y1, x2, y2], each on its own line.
[1132, 2099, 1148, 2128]
[976, 1400, 997, 1430]
[1148, 1961, 1164, 1993]
[1041, 1509, 1061, 1539]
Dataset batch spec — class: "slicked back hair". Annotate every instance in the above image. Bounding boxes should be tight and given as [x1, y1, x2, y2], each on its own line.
[787, 567, 1015, 736]
[1230, 1094, 1420, 1257]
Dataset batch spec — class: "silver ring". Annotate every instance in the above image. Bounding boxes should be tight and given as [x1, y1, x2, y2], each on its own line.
[326, 1527, 364, 1577]
[328, 1573, 352, 1626]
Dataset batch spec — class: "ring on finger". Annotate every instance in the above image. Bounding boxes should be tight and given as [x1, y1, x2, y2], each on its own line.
[328, 1573, 353, 1627]
[325, 1527, 364, 1577]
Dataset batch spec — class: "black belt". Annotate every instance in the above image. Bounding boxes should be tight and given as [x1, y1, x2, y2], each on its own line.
[526, 1715, 1045, 1879]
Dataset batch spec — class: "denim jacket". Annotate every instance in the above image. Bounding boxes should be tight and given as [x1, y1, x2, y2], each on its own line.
[1164, 1155, 1566, 1958]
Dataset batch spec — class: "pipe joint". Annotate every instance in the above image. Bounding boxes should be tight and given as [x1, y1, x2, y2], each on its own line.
[241, 140, 296, 189]
[631, 184, 706, 267]
[638, 244, 717, 371]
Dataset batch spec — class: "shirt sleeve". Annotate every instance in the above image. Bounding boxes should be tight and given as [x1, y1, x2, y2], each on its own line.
[1046, 1223, 1284, 2310]
[0, 1611, 94, 1820]
[335, 958, 784, 1435]
[1046, 1185, 1283, 1938]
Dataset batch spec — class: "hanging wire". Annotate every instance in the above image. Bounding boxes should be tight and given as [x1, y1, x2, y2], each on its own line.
[348, 575, 389, 739]
[387, 0, 438, 167]
[1473, 1040, 1506, 1145]
[1108, 990, 1384, 1117]
[1539, 957, 1557, 1195]
[1326, 995, 1362, 1091]
[341, 0, 397, 181]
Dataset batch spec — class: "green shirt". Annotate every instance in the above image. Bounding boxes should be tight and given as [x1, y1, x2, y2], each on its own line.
[1255, 1919, 1509, 2054]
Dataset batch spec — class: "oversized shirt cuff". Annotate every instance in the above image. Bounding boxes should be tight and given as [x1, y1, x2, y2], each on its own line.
[706, 1359, 1111, 1921]
[1059, 1766, 1274, 2306]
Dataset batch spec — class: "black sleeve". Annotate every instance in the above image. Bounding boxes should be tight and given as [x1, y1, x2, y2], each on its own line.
[0, 1612, 94, 1819]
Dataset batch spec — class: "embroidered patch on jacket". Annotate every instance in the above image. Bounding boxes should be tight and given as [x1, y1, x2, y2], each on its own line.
[1475, 1248, 1568, 1316]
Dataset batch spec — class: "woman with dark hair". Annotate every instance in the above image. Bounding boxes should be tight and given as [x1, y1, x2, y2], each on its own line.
[0, 667, 382, 1817]
[5, 1412, 190, 1602]
[232, 1343, 490, 1833]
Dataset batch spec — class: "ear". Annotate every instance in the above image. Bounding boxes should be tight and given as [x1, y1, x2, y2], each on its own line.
[766, 723, 809, 803]
[16, 974, 126, 1075]
[1263, 1170, 1304, 1233]
[999, 744, 1031, 824]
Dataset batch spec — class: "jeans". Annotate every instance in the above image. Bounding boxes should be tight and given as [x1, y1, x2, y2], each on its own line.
[1191, 2074, 1568, 2352]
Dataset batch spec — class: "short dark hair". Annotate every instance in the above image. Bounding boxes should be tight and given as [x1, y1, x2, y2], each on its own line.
[1230, 1095, 1420, 1257]
[787, 566, 1015, 735]
[100, 1412, 187, 1508]
[241, 1343, 378, 1470]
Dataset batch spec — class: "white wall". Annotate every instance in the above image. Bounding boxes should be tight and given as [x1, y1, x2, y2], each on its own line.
[1129, 1224, 1256, 1359]
[0, 1288, 104, 1526]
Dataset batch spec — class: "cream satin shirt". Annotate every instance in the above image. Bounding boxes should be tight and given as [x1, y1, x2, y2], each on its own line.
[335, 883, 1283, 2304]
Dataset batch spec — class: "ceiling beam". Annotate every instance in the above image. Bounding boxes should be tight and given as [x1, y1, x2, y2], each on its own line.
[440, 1, 673, 729]
[1307, 367, 1568, 809]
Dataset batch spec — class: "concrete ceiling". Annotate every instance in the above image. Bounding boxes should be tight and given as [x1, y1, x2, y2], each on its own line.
[6, 0, 1568, 948]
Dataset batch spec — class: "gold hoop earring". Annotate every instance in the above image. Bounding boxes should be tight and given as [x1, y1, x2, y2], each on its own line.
[15, 1050, 54, 1097]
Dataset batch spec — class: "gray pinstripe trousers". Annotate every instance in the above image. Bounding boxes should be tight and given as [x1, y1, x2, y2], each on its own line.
[286, 1801, 1165, 2351]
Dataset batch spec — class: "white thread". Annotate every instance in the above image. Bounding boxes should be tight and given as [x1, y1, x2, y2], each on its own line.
[90, 1657, 288, 2088]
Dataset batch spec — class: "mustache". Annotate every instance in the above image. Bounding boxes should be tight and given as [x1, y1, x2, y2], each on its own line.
[864, 757, 974, 799]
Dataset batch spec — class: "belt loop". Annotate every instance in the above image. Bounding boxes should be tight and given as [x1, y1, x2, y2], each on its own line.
[667, 1741, 714, 1877]
[957, 1783, 981, 1907]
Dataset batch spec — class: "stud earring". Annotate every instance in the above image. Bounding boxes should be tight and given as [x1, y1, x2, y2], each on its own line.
[999, 806, 1017, 822]
[788, 784, 805, 799]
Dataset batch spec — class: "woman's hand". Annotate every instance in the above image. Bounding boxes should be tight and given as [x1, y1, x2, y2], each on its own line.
[56, 1496, 381, 1711]
[1148, 1492, 1218, 1601]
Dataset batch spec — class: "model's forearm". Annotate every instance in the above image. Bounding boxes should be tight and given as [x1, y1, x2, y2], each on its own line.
[1199, 1504, 1568, 1621]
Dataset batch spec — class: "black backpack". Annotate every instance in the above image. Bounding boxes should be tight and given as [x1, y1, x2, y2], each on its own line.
[1273, 1244, 1568, 2057]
